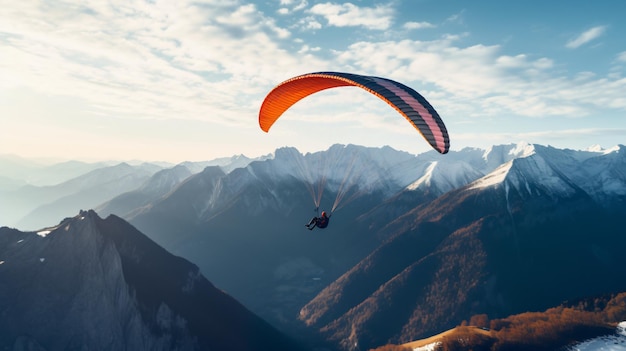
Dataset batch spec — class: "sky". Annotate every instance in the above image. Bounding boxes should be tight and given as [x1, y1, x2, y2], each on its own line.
[1, 0, 626, 163]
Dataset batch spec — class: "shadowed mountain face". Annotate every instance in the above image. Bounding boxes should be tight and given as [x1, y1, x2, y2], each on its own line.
[0, 210, 308, 351]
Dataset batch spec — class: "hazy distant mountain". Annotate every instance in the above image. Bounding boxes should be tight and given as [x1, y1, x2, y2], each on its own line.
[0, 210, 308, 351]
[0, 175, 26, 192]
[179, 153, 271, 174]
[0, 153, 272, 229]
[0, 154, 113, 187]
[1, 162, 163, 230]
[298, 143, 626, 350]
[95, 154, 271, 219]
[0, 154, 49, 185]
[95, 164, 194, 219]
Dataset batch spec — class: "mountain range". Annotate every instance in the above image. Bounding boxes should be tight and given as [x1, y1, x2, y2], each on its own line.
[2, 142, 625, 350]
[0, 154, 263, 230]
[300, 144, 626, 349]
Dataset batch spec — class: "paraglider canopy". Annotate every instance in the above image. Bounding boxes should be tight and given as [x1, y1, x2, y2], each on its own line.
[259, 71, 449, 154]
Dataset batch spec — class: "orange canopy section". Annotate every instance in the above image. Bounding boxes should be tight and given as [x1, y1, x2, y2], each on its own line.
[258, 71, 449, 154]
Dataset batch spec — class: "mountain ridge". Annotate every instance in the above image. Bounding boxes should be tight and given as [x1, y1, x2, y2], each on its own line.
[0, 210, 308, 351]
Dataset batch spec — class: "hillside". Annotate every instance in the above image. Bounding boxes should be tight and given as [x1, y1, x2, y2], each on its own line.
[376, 293, 626, 351]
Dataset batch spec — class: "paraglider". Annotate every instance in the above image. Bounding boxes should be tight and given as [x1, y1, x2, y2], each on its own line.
[258, 71, 450, 229]
[258, 71, 449, 154]
[305, 210, 330, 231]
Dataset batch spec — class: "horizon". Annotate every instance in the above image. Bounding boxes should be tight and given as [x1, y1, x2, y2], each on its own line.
[2, 140, 623, 166]
[2, 1, 626, 163]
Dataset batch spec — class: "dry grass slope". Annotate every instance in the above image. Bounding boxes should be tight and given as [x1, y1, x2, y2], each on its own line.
[371, 292, 626, 351]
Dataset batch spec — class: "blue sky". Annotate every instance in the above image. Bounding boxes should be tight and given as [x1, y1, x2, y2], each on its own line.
[1, 0, 625, 163]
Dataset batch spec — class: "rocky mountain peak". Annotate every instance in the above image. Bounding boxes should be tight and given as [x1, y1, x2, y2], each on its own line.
[0, 210, 307, 351]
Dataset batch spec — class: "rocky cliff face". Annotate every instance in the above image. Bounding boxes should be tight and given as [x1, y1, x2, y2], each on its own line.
[0, 210, 307, 351]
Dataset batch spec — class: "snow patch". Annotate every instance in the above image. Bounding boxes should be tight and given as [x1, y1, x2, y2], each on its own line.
[604, 145, 622, 154]
[407, 162, 438, 190]
[414, 342, 440, 351]
[587, 144, 604, 152]
[568, 321, 626, 350]
[469, 162, 513, 190]
[37, 230, 52, 237]
[510, 141, 536, 158]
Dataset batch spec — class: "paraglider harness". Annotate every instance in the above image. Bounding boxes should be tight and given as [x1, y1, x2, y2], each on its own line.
[305, 207, 331, 230]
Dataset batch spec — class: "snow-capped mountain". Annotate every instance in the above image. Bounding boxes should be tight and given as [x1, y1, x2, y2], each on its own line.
[406, 159, 483, 195]
[258, 144, 427, 196]
[469, 143, 626, 207]
[297, 143, 626, 350]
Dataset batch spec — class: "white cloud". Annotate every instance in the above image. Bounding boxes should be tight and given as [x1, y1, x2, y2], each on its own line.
[277, 0, 307, 14]
[298, 16, 323, 30]
[445, 11, 465, 24]
[0, 0, 319, 129]
[566, 25, 607, 49]
[293, 0, 308, 11]
[617, 51, 626, 62]
[308, 2, 394, 30]
[403, 21, 435, 30]
[298, 45, 321, 54]
[332, 36, 626, 121]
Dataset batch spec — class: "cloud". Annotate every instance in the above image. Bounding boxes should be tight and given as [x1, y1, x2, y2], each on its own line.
[297, 16, 323, 30]
[0, 0, 326, 129]
[403, 21, 435, 30]
[445, 11, 465, 24]
[278, 0, 308, 14]
[298, 45, 321, 54]
[332, 36, 626, 120]
[308, 2, 394, 30]
[617, 51, 626, 62]
[566, 25, 607, 49]
[292, 0, 308, 11]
